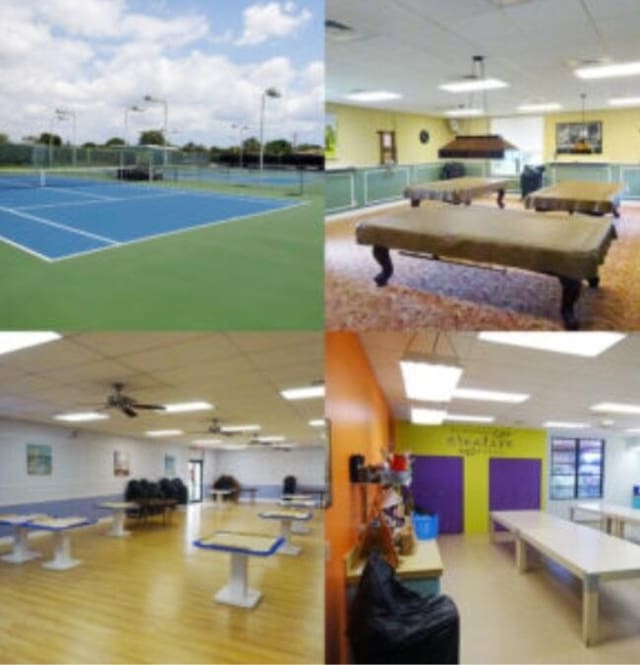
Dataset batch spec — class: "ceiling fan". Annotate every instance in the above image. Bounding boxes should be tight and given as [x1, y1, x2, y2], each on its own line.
[103, 382, 166, 418]
[196, 418, 238, 436]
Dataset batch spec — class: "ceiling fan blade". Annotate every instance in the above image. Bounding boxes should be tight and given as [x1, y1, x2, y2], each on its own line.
[121, 405, 138, 418]
[131, 403, 166, 411]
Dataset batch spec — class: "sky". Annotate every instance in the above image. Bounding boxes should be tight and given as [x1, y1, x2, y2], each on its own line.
[0, 0, 324, 148]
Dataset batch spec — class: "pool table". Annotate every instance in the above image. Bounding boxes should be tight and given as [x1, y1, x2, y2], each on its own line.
[525, 180, 624, 218]
[404, 176, 511, 208]
[355, 201, 616, 330]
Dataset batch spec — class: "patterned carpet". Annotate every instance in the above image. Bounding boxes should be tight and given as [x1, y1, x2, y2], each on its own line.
[325, 197, 640, 330]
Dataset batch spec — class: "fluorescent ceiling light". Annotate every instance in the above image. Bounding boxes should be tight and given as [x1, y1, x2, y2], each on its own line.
[453, 387, 529, 403]
[591, 402, 640, 415]
[54, 412, 108, 422]
[222, 444, 248, 451]
[445, 414, 495, 423]
[308, 419, 325, 427]
[444, 108, 484, 117]
[145, 429, 183, 437]
[625, 428, 640, 434]
[0, 332, 61, 356]
[544, 421, 590, 429]
[281, 385, 325, 400]
[344, 91, 402, 102]
[439, 78, 508, 93]
[575, 61, 640, 80]
[220, 424, 261, 433]
[192, 438, 223, 446]
[608, 96, 640, 107]
[517, 103, 562, 112]
[400, 353, 463, 402]
[411, 408, 447, 425]
[163, 401, 213, 413]
[478, 332, 624, 357]
[253, 435, 286, 443]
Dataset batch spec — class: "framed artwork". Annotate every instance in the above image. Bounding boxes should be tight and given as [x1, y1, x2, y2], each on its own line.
[325, 112, 337, 160]
[164, 454, 176, 477]
[27, 443, 52, 476]
[113, 450, 130, 477]
[556, 121, 602, 155]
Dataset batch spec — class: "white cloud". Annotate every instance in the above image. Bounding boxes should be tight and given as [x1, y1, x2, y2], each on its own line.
[0, 2, 322, 147]
[235, 2, 312, 46]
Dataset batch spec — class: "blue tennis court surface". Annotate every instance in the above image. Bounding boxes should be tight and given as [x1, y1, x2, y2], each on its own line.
[0, 180, 301, 261]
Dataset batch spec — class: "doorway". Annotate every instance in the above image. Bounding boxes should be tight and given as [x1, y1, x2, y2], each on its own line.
[188, 459, 204, 503]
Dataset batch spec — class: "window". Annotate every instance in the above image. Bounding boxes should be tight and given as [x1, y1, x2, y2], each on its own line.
[490, 115, 544, 176]
[550, 437, 604, 500]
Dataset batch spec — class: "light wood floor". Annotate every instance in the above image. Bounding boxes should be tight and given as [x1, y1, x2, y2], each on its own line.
[0, 503, 324, 664]
[439, 533, 640, 663]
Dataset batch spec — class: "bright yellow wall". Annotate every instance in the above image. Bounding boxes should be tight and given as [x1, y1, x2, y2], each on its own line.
[326, 102, 453, 168]
[396, 422, 548, 534]
[542, 108, 640, 163]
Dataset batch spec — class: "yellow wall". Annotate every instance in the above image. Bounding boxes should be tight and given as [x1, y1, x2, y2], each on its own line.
[542, 107, 640, 163]
[396, 422, 548, 534]
[326, 102, 453, 168]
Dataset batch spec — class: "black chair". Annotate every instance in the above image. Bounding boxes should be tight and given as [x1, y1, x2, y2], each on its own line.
[283, 475, 297, 495]
[348, 553, 459, 664]
[520, 165, 545, 198]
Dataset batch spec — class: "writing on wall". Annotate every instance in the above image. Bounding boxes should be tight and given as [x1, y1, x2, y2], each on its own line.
[445, 427, 514, 457]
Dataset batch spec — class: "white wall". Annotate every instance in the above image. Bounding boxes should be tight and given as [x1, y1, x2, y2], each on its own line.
[0, 417, 190, 506]
[214, 446, 325, 487]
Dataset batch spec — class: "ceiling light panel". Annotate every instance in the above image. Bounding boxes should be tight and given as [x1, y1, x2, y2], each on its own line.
[591, 402, 640, 415]
[163, 401, 213, 413]
[219, 424, 261, 433]
[145, 429, 183, 437]
[439, 79, 508, 93]
[608, 97, 640, 107]
[453, 388, 529, 403]
[410, 408, 447, 425]
[54, 412, 109, 422]
[544, 421, 590, 429]
[344, 91, 402, 102]
[445, 414, 495, 423]
[575, 61, 640, 79]
[478, 332, 624, 356]
[444, 108, 484, 117]
[400, 354, 463, 402]
[280, 385, 325, 400]
[517, 103, 563, 112]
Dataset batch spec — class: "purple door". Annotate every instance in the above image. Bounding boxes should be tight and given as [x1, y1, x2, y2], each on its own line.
[489, 458, 541, 512]
[411, 456, 464, 534]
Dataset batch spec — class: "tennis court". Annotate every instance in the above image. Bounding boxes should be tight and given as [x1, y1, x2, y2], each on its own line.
[0, 168, 303, 261]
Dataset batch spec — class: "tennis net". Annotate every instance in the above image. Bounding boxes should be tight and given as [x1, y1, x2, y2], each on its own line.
[0, 166, 160, 190]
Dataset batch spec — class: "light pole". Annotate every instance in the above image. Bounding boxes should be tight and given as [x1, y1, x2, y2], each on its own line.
[123, 105, 145, 168]
[143, 95, 168, 166]
[232, 123, 249, 168]
[259, 87, 281, 172]
[55, 108, 76, 167]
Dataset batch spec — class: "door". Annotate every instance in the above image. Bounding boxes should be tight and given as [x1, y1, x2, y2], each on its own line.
[188, 460, 203, 503]
[489, 458, 541, 512]
[411, 456, 464, 534]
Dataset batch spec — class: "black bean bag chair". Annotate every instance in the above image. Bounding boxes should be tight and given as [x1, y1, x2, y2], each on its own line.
[283, 475, 297, 495]
[348, 553, 459, 664]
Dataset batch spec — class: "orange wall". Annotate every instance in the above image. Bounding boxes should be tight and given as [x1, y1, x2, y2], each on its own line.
[325, 332, 393, 665]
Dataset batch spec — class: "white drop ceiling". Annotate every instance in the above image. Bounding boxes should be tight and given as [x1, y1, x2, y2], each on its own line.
[0, 333, 325, 448]
[359, 332, 640, 435]
[326, 0, 640, 116]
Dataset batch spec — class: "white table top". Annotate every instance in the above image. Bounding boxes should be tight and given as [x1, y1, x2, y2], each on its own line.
[259, 510, 311, 521]
[0, 513, 47, 525]
[26, 516, 93, 530]
[195, 531, 283, 555]
[573, 502, 640, 524]
[97, 501, 138, 510]
[278, 499, 315, 508]
[492, 510, 640, 577]
[281, 494, 313, 502]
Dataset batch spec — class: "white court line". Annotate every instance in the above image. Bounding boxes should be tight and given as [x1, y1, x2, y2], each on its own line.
[45, 185, 117, 201]
[0, 233, 53, 262]
[0, 206, 119, 246]
[16, 190, 190, 211]
[49, 200, 308, 262]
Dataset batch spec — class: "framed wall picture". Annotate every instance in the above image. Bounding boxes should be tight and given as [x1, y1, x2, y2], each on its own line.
[27, 443, 52, 476]
[325, 112, 337, 160]
[556, 121, 602, 155]
[113, 450, 130, 477]
[164, 454, 176, 477]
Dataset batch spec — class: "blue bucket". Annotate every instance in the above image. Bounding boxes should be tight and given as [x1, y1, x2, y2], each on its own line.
[413, 513, 439, 540]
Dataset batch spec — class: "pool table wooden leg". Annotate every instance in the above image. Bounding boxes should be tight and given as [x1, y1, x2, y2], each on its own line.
[497, 188, 505, 209]
[558, 276, 581, 330]
[372, 245, 393, 286]
[410, 198, 420, 208]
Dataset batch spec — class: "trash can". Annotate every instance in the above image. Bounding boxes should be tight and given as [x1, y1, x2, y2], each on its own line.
[633, 485, 640, 509]
[413, 513, 439, 540]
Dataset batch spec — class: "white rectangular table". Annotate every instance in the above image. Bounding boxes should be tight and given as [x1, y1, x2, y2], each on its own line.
[26, 516, 95, 570]
[194, 531, 284, 609]
[0, 513, 47, 564]
[491, 509, 640, 646]
[259, 510, 311, 555]
[96, 501, 138, 537]
[570, 501, 640, 538]
[278, 498, 315, 534]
